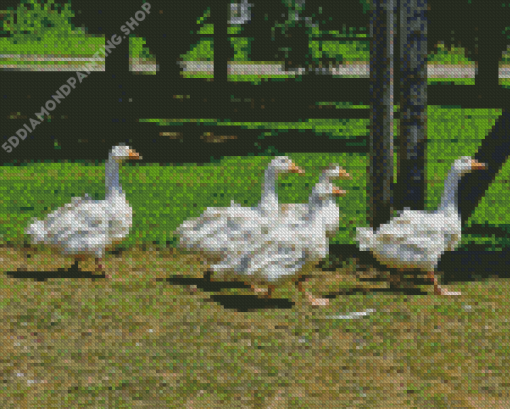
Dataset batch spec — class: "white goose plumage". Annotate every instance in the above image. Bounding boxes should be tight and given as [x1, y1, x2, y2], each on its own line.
[213, 180, 347, 305]
[176, 156, 304, 256]
[355, 156, 486, 295]
[25, 144, 141, 275]
[279, 163, 351, 236]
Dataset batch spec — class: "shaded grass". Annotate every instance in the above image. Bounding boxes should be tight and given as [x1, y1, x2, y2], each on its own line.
[2, 246, 510, 407]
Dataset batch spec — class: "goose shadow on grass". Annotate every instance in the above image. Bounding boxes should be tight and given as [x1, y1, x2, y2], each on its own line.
[4, 246, 128, 281]
[166, 264, 426, 311]
[166, 272, 295, 310]
[6, 261, 107, 281]
[439, 246, 510, 284]
[440, 224, 510, 284]
[327, 241, 510, 293]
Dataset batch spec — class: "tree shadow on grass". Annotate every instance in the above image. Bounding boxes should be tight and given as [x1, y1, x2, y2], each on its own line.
[439, 245, 510, 285]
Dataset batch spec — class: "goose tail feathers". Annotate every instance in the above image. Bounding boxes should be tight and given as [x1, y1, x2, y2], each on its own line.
[25, 219, 47, 243]
[355, 227, 375, 251]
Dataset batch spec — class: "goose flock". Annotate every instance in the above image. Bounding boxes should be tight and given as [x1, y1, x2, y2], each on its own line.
[24, 147, 487, 301]
[212, 177, 348, 306]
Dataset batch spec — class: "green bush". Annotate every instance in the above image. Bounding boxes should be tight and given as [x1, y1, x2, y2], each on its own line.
[428, 41, 473, 64]
[2, 0, 78, 41]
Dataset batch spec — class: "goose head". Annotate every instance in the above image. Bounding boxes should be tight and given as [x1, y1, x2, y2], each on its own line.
[313, 182, 347, 201]
[332, 186, 347, 197]
[436, 156, 487, 213]
[270, 156, 305, 175]
[453, 156, 486, 176]
[109, 145, 142, 163]
[324, 163, 351, 180]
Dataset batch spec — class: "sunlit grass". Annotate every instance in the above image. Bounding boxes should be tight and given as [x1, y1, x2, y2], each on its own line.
[1, 245, 509, 407]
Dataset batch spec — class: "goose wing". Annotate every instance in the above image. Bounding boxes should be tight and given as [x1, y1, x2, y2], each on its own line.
[371, 212, 450, 266]
[243, 241, 307, 282]
[54, 201, 109, 243]
[26, 196, 106, 244]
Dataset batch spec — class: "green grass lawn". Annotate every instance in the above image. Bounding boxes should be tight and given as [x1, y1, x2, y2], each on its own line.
[0, 35, 105, 56]
[1, 246, 509, 407]
[1, 106, 509, 406]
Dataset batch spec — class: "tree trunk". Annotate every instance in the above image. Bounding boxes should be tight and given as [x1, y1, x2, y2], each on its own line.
[369, 0, 396, 230]
[394, 0, 428, 213]
[457, 1, 510, 226]
[212, 1, 229, 122]
[458, 110, 510, 228]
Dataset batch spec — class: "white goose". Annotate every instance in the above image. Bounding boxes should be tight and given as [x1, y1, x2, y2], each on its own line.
[280, 164, 351, 236]
[25, 145, 141, 276]
[202, 163, 349, 263]
[356, 156, 486, 295]
[176, 156, 304, 256]
[212, 180, 347, 305]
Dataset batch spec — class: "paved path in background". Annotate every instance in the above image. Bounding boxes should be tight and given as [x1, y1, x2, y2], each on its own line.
[180, 62, 491, 79]
[4, 59, 509, 78]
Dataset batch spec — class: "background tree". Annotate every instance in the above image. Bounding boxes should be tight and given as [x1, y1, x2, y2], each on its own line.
[368, 0, 396, 230]
[270, 0, 318, 72]
[394, 0, 428, 213]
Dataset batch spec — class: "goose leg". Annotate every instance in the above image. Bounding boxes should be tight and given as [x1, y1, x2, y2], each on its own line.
[249, 284, 277, 299]
[427, 270, 461, 296]
[251, 284, 272, 297]
[251, 285, 264, 293]
[95, 258, 109, 278]
[21, 244, 32, 271]
[389, 269, 404, 290]
[70, 254, 87, 271]
[296, 280, 329, 306]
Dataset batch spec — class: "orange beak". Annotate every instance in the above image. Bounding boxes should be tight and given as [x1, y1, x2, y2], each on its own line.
[470, 159, 486, 170]
[289, 163, 305, 175]
[333, 187, 347, 197]
[128, 149, 141, 160]
[338, 168, 352, 180]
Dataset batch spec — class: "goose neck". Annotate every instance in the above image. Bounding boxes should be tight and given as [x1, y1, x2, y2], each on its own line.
[437, 169, 461, 213]
[105, 158, 123, 197]
[259, 166, 278, 212]
[305, 196, 323, 221]
[318, 172, 331, 184]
